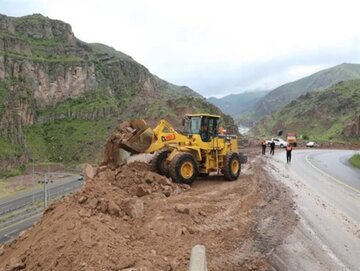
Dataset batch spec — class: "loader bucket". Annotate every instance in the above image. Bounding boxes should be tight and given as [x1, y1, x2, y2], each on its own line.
[118, 120, 154, 154]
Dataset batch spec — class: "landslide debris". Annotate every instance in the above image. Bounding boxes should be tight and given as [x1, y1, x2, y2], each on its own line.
[0, 150, 297, 271]
[101, 120, 151, 168]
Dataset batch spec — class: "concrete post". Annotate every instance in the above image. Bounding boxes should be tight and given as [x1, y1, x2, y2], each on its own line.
[189, 245, 207, 271]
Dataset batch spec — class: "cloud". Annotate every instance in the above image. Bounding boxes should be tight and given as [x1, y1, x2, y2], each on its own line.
[1, 0, 360, 97]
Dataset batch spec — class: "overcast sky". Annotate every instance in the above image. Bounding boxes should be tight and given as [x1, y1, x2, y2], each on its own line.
[1, 0, 360, 97]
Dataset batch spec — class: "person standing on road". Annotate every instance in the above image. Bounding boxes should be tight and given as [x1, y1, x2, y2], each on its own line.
[261, 140, 267, 155]
[270, 141, 275, 155]
[286, 144, 293, 163]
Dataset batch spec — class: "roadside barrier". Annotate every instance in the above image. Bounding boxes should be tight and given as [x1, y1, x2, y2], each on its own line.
[189, 245, 207, 271]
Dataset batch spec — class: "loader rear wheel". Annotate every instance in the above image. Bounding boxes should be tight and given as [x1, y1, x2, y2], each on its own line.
[151, 149, 170, 176]
[223, 152, 241, 181]
[169, 152, 199, 185]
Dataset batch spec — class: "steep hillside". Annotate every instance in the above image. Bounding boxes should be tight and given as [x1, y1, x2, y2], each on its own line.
[243, 63, 360, 124]
[207, 90, 269, 116]
[253, 79, 360, 142]
[0, 13, 235, 175]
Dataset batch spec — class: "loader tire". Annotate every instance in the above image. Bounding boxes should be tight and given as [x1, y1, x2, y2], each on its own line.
[169, 152, 199, 185]
[223, 152, 241, 181]
[151, 149, 170, 176]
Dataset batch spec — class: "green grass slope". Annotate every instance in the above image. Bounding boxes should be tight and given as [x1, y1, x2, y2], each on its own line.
[253, 79, 360, 143]
[350, 154, 360, 168]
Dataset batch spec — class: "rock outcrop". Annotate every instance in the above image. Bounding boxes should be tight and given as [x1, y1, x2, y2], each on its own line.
[0, 13, 235, 173]
[343, 115, 360, 138]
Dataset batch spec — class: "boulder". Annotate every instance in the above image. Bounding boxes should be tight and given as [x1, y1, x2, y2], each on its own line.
[108, 200, 121, 216]
[84, 164, 97, 181]
[122, 198, 144, 218]
[174, 204, 190, 214]
[136, 186, 149, 197]
[78, 196, 87, 204]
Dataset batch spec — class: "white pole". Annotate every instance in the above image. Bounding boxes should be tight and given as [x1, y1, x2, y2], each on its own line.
[44, 175, 48, 209]
[32, 161, 35, 205]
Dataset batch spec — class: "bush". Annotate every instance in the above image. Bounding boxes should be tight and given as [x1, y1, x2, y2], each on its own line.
[302, 135, 309, 140]
[350, 154, 360, 169]
[2, 165, 26, 178]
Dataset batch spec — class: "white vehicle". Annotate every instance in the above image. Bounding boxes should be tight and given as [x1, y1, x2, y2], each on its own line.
[266, 138, 288, 148]
[306, 141, 319, 148]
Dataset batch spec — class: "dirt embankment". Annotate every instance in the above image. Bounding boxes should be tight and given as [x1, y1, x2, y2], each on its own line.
[0, 149, 297, 271]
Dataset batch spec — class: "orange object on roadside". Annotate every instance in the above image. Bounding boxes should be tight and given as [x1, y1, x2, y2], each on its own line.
[219, 126, 226, 134]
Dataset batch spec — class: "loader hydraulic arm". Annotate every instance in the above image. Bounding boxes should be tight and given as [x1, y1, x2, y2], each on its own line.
[145, 119, 189, 153]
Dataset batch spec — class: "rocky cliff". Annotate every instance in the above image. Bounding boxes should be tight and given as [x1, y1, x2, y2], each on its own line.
[0, 13, 235, 175]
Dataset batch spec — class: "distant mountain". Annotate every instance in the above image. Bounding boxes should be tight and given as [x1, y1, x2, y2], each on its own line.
[207, 90, 269, 116]
[252, 79, 360, 142]
[243, 63, 360, 124]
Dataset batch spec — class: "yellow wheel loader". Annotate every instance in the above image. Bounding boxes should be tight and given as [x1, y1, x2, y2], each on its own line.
[108, 114, 247, 184]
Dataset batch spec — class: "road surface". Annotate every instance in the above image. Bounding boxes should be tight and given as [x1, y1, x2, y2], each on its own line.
[0, 177, 83, 216]
[267, 149, 360, 271]
[0, 213, 42, 243]
[0, 177, 84, 244]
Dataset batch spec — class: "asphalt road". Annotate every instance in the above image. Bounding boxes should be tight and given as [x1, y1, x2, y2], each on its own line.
[305, 149, 360, 190]
[0, 177, 83, 216]
[269, 149, 360, 270]
[287, 149, 360, 221]
[0, 177, 84, 244]
[0, 213, 42, 243]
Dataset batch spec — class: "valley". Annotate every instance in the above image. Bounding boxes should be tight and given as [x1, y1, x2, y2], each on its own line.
[0, 10, 359, 271]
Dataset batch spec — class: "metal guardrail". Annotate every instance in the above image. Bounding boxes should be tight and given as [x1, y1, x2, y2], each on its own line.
[0, 182, 83, 231]
[0, 181, 83, 216]
[0, 208, 42, 229]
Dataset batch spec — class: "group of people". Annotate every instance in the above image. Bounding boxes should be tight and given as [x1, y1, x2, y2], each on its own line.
[261, 140, 293, 163]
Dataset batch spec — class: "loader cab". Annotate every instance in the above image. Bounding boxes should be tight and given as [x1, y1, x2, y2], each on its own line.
[185, 114, 220, 142]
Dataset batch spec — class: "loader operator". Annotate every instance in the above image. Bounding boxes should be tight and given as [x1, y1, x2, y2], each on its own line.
[200, 125, 207, 140]
[200, 117, 217, 142]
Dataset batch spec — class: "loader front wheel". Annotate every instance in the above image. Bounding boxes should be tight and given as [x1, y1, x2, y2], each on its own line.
[151, 149, 170, 176]
[169, 152, 199, 185]
[223, 152, 241, 181]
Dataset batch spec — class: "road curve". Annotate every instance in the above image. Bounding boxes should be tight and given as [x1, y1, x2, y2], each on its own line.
[290, 149, 360, 222]
[268, 149, 360, 271]
[305, 149, 360, 190]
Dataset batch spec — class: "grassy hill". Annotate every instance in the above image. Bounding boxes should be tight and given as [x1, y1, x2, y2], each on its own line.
[241, 63, 360, 125]
[253, 79, 360, 143]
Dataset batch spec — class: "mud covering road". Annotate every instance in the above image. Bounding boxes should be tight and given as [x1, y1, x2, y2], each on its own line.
[0, 148, 298, 271]
[267, 149, 360, 271]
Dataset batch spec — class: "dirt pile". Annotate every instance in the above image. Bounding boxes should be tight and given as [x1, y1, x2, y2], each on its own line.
[101, 120, 151, 168]
[0, 151, 297, 271]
